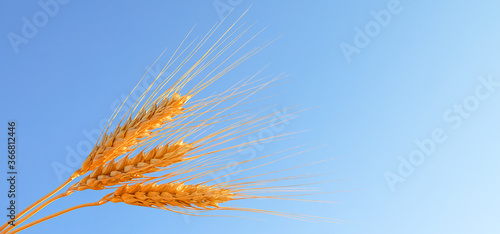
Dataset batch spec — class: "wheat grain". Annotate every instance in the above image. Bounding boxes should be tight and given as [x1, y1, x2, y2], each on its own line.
[76, 141, 193, 191]
[109, 182, 235, 209]
[80, 93, 191, 173]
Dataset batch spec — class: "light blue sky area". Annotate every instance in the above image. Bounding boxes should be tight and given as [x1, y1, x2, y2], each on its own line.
[1, 1, 500, 234]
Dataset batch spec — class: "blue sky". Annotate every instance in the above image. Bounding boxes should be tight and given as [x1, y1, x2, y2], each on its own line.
[1, 1, 500, 234]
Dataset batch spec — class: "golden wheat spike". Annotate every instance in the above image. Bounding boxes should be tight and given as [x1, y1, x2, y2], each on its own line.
[79, 93, 192, 174]
[109, 182, 235, 209]
[75, 141, 194, 191]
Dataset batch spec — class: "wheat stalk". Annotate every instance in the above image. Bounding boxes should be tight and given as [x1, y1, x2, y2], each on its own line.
[0, 9, 339, 234]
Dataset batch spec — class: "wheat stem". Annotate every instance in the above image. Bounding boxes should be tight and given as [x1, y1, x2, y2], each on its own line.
[1, 194, 66, 234]
[7, 200, 107, 234]
[0, 173, 77, 233]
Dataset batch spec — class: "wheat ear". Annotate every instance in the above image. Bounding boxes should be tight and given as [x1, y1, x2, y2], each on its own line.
[80, 93, 191, 174]
[109, 182, 235, 209]
[75, 141, 193, 191]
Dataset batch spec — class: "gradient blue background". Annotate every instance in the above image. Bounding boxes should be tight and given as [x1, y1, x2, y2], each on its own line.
[1, 1, 500, 233]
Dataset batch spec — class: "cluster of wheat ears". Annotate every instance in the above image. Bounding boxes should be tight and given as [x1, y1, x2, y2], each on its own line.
[1, 10, 344, 233]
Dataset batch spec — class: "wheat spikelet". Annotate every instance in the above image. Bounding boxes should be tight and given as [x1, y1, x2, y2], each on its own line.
[109, 182, 235, 209]
[80, 93, 191, 173]
[76, 141, 193, 191]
